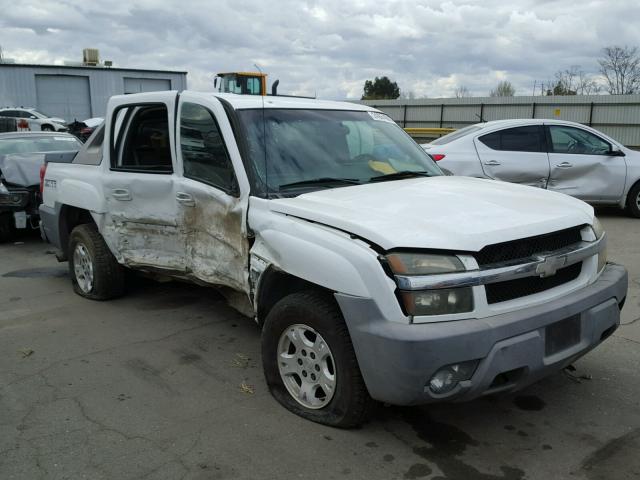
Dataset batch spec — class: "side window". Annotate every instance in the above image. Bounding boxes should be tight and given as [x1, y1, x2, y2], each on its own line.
[179, 102, 238, 195]
[479, 126, 544, 152]
[549, 126, 610, 155]
[1, 110, 18, 118]
[112, 104, 173, 173]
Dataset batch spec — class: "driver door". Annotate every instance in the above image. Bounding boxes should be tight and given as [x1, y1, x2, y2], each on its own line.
[546, 124, 626, 202]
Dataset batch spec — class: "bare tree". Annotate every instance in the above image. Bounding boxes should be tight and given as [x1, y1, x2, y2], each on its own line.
[490, 81, 515, 97]
[454, 85, 471, 98]
[576, 70, 602, 95]
[598, 45, 640, 94]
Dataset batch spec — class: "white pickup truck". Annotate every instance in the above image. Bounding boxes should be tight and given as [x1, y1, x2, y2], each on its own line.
[40, 91, 627, 427]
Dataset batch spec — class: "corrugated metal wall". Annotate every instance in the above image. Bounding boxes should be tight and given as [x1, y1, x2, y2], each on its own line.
[360, 95, 640, 146]
[0, 64, 187, 122]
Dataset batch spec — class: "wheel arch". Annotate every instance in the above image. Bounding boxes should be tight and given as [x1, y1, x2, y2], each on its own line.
[57, 205, 97, 260]
[254, 266, 334, 328]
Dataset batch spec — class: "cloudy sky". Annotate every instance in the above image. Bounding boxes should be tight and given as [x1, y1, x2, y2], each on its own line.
[0, 0, 638, 99]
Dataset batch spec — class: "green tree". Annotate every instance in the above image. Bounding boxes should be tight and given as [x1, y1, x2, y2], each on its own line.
[361, 76, 400, 100]
[489, 80, 515, 97]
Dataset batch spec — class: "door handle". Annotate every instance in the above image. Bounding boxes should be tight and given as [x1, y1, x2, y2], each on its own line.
[176, 192, 195, 207]
[556, 162, 573, 168]
[483, 160, 501, 166]
[111, 188, 132, 201]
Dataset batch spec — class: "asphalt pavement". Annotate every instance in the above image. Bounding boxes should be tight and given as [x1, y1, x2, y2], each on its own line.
[0, 208, 638, 480]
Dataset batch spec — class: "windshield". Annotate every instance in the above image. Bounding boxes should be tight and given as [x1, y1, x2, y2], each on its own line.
[0, 135, 82, 155]
[237, 109, 442, 196]
[430, 125, 483, 145]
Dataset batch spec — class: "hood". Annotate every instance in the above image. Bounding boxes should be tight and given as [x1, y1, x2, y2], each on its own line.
[49, 117, 67, 124]
[269, 176, 593, 252]
[0, 153, 45, 186]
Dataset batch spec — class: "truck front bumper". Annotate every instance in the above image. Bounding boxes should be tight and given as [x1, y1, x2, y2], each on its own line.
[335, 263, 628, 406]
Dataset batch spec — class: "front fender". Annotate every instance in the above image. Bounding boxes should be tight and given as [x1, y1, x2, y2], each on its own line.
[248, 198, 407, 323]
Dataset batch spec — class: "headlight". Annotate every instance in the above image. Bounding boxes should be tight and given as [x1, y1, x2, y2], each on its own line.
[591, 217, 606, 272]
[591, 216, 604, 239]
[0, 181, 9, 194]
[401, 287, 474, 316]
[384, 253, 473, 315]
[386, 253, 465, 275]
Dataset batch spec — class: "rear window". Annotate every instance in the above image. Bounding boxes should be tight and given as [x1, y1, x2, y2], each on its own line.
[478, 126, 544, 152]
[431, 125, 483, 145]
[0, 135, 82, 155]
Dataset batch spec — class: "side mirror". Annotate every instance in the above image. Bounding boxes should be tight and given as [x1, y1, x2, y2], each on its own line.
[610, 146, 626, 157]
[30, 115, 37, 119]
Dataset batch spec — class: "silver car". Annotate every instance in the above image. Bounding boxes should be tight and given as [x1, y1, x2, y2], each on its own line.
[421, 119, 640, 217]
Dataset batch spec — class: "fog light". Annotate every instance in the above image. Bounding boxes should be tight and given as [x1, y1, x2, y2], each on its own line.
[428, 360, 479, 394]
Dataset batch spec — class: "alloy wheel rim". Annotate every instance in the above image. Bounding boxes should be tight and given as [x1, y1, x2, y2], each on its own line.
[277, 324, 336, 409]
[73, 243, 94, 293]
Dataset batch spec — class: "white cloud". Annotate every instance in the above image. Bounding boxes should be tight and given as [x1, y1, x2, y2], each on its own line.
[0, 0, 638, 99]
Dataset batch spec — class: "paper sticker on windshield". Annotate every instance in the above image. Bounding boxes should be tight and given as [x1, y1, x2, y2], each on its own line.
[367, 111, 395, 123]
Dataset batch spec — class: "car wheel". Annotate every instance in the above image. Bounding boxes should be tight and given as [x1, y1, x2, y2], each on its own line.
[262, 290, 373, 428]
[0, 213, 15, 243]
[68, 224, 125, 300]
[41, 124, 54, 131]
[626, 182, 640, 218]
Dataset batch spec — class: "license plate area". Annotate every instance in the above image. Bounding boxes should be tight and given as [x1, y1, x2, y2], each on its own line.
[545, 314, 581, 356]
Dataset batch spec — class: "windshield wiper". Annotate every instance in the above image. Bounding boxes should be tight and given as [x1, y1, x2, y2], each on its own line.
[278, 177, 361, 190]
[369, 171, 433, 183]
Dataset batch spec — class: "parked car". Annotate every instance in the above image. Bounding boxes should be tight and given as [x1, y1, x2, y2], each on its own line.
[67, 117, 104, 142]
[40, 92, 627, 427]
[0, 132, 82, 242]
[0, 107, 68, 132]
[421, 119, 640, 217]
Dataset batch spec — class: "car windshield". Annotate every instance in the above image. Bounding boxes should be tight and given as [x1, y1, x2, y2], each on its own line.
[0, 135, 82, 155]
[237, 109, 442, 196]
[430, 125, 483, 145]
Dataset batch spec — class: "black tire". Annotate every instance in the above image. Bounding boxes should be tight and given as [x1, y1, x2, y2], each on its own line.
[41, 124, 54, 132]
[626, 182, 640, 218]
[68, 224, 125, 300]
[262, 290, 373, 428]
[0, 212, 15, 243]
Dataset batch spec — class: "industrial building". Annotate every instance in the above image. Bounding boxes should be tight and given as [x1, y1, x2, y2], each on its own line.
[0, 52, 187, 123]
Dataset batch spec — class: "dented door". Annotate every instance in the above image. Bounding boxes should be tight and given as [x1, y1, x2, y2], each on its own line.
[101, 93, 188, 271]
[546, 124, 626, 202]
[175, 94, 250, 293]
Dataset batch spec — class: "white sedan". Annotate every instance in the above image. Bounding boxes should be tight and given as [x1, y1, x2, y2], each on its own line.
[421, 119, 640, 217]
[0, 107, 67, 132]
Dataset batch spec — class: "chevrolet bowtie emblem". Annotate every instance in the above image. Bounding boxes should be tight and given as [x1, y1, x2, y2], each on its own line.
[535, 255, 567, 278]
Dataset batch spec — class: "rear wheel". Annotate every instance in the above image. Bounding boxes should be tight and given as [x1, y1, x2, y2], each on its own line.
[626, 182, 640, 218]
[0, 213, 15, 243]
[68, 224, 125, 300]
[262, 290, 373, 428]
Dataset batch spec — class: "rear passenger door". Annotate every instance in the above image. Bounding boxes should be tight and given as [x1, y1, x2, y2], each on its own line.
[474, 125, 550, 188]
[175, 93, 251, 294]
[101, 92, 189, 272]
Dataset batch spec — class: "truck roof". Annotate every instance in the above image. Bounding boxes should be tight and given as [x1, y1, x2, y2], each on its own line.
[110, 91, 376, 112]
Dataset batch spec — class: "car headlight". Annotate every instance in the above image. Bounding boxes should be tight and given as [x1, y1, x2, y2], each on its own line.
[386, 253, 465, 275]
[0, 181, 8, 194]
[384, 253, 474, 316]
[590, 217, 607, 272]
[591, 216, 604, 239]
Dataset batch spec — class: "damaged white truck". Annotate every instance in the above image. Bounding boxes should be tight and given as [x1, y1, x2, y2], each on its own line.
[40, 91, 628, 427]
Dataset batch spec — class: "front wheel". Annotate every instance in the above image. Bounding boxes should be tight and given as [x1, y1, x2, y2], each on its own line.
[41, 124, 55, 132]
[626, 182, 640, 218]
[261, 290, 373, 428]
[68, 224, 125, 300]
